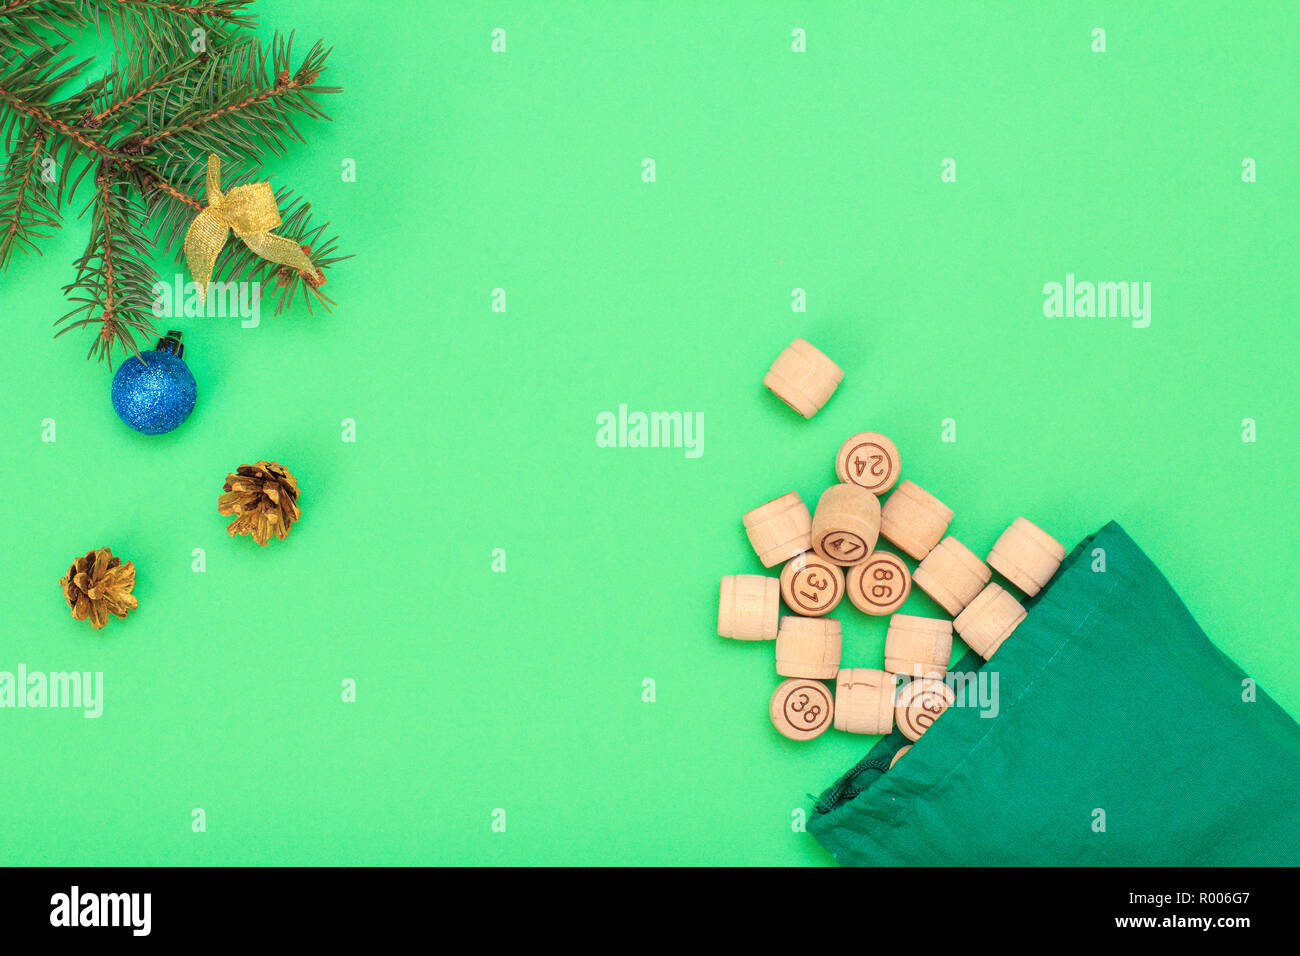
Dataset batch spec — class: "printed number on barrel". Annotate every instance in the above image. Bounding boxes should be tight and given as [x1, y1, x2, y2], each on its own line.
[871, 566, 897, 599]
[853, 451, 886, 481]
[825, 533, 865, 561]
[789, 692, 822, 725]
[800, 572, 829, 605]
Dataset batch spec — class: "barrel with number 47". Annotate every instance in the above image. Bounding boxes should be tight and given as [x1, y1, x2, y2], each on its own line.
[811, 483, 881, 566]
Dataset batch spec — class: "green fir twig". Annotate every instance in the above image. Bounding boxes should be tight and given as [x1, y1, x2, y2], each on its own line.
[0, 0, 345, 364]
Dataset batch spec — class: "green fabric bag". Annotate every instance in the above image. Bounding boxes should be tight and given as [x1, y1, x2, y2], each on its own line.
[809, 521, 1300, 866]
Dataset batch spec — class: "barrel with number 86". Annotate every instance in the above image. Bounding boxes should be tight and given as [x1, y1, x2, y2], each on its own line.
[846, 549, 911, 615]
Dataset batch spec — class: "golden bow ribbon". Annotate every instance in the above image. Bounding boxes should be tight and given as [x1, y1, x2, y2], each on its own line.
[183, 153, 321, 298]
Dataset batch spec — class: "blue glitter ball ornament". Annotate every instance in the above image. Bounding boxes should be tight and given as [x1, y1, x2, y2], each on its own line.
[111, 330, 196, 435]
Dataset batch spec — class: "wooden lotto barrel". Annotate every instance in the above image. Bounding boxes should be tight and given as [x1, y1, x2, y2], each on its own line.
[833, 668, 897, 735]
[879, 480, 953, 560]
[913, 536, 991, 616]
[763, 338, 844, 419]
[743, 491, 812, 568]
[775, 616, 842, 679]
[717, 574, 780, 640]
[779, 553, 845, 617]
[845, 549, 911, 615]
[884, 614, 953, 678]
[894, 677, 956, 742]
[953, 582, 1026, 660]
[770, 678, 834, 741]
[811, 483, 881, 567]
[987, 517, 1066, 597]
[835, 431, 901, 496]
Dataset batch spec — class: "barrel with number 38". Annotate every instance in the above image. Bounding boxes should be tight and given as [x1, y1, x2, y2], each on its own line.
[770, 678, 835, 740]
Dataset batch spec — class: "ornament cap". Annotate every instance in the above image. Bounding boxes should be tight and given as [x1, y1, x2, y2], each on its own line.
[156, 329, 184, 358]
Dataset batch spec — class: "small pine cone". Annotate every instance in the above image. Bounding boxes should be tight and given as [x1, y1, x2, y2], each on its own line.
[59, 547, 138, 630]
[218, 460, 301, 546]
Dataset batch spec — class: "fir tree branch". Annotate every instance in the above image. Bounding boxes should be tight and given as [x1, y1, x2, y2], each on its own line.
[0, 44, 89, 148]
[0, 125, 57, 266]
[95, 0, 254, 31]
[135, 69, 293, 149]
[133, 161, 201, 210]
[131, 33, 335, 158]
[85, 23, 213, 147]
[0, 77, 125, 158]
[1, 0, 65, 12]
[0, 0, 89, 53]
[0, 43, 113, 212]
[57, 161, 158, 366]
[100, 0, 247, 17]
[2, 2, 345, 364]
[89, 53, 205, 128]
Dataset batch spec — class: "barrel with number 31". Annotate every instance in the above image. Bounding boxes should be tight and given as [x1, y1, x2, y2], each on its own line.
[780, 553, 845, 616]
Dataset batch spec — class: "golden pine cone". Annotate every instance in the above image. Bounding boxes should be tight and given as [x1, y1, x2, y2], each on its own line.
[59, 547, 138, 630]
[218, 460, 301, 546]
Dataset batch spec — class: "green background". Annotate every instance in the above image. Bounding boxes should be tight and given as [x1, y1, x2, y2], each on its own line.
[1, 2, 1296, 866]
